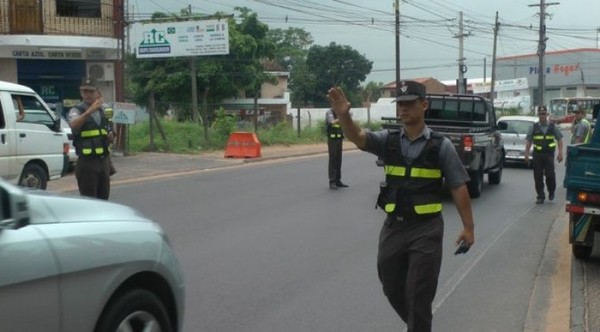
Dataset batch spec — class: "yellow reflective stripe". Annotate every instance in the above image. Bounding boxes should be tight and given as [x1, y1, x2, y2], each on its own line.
[332, 124, 341, 128]
[384, 165, 406, 176]
[414, 203, 443, 214]
[384, 203, 396, 213]
[548, 142, 556, 148]
[82, 148, 92, 155]
[532, 135, 545, 139]
[80, 129, 108, 137]
[329, 134, 342, 138]
[410, 167, 441, 179]
[95, 147, 105, 154]
[81, 129, 101, 137]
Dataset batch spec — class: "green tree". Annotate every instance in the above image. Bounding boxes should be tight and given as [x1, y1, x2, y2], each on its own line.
[304, 42, 373, 107]
[360, 81, 384, 104]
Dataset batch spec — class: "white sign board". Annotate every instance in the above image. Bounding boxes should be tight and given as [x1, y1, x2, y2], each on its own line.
[135, 20, 229, 58]
[111, 102, 138, 125]
[472, 77, 529, 94]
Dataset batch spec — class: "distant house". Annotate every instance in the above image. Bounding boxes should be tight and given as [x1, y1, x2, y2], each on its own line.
[380, 77, 447, 98]
[221, 59, 290, 124]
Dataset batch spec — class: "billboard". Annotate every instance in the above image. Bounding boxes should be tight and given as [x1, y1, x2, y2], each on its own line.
[135, 20, 229, 58]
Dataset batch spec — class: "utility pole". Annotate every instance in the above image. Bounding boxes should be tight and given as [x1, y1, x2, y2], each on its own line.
[394, 0, 400, 96]
[490, 12, 499, 106]
[529, 0, 559, 107]
[455, 12, 470, 94]
[597, 27, 600, 48]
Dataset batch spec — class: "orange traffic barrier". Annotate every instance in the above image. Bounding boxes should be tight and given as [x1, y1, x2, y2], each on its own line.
[224, 132, 262, 158]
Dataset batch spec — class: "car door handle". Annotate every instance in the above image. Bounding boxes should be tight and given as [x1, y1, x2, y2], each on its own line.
[19, 133, 26, 138]
[1, 133, 5, 144]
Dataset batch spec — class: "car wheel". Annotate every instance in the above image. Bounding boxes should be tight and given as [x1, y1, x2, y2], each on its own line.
[467, 166, 483, 199]
[572, 244, 593, 260]
[18, 164, 47, 190]
[95, 289, 174, 332]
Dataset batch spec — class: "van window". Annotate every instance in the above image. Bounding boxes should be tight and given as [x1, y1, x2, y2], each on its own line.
[12, 94, 55, 128]
[0, 98, 4, 128]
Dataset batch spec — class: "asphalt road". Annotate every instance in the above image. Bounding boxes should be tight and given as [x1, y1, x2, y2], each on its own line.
[91, 151, 569, 332]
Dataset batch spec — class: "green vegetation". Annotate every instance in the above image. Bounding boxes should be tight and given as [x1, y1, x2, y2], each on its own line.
[126, 118, 381, 154]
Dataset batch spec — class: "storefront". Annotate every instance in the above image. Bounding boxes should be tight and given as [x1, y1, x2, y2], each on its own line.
[496, 48, 600, 108]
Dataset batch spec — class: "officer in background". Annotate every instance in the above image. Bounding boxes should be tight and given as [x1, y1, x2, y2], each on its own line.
[524, 105, 564, 204]
[326, 108, 348, 190]
[571, 106, 591, 144]
[327, 81, 475, 332]
[68, 78, 113, 200]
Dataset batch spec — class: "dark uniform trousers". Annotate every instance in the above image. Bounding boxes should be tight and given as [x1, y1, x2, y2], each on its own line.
[327, 138, 343, 182]
[377, 214, 444, 332]
[532, 152, 556, 199]
[75, 156, 111, 200]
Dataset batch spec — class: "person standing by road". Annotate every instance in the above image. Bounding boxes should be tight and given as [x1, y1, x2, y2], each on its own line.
[571, 106, 592, 144]
[68, 78, 114, 200]
[524, 105, 564, 204]
[326, 108, 348, 189]
[327, 81, 475, 332]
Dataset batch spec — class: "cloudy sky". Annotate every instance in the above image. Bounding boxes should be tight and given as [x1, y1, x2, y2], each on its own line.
[133, 0, 600, 84]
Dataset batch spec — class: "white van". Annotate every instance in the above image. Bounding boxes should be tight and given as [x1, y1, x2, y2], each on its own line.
[0, 80, 68, 189]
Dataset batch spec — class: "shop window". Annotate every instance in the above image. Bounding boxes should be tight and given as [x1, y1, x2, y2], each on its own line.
[56, 0, 101, 18]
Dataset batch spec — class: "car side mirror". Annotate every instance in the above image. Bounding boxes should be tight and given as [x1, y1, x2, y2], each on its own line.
[0, 180, 30, 230]
[497, 121, 508, 130]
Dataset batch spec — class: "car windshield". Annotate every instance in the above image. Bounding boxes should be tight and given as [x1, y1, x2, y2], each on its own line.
[501, 120, 533, 135]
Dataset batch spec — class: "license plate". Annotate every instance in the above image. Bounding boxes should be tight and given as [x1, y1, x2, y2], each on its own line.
[507, 151, 520, 157]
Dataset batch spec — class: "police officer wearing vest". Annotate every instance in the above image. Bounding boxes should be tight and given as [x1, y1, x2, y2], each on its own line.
[571, 106, 591, 144]
[328, 81, 475, 332]
[68, 78, 114, 200]
[524, 105, 564, 204]
[326, 108, 348, 189]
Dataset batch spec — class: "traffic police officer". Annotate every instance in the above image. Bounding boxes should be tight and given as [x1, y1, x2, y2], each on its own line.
[326, 108, 348, 189]
[524, 105, 564, 204]
[327, 81, 475, 332]
[68, 78, 113, 200]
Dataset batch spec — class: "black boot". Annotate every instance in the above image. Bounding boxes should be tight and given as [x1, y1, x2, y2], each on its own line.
[329, 181, 338, 190]
[335, 181, 349, 188]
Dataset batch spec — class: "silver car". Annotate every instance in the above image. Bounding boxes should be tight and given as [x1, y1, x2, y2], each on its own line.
[497, 115, 537, 164]
[0, 179, 185, 331]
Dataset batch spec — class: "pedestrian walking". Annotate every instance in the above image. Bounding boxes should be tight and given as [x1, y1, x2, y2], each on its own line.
[326, 108, 348, 189]
[524, 105, 564, 204]
[571, 106, 592, 144]
[68, 78, 114, 200]
[327, 81, 475, 332]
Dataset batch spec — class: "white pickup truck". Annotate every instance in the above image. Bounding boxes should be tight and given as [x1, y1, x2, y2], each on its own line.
[0, 80, 68, 189]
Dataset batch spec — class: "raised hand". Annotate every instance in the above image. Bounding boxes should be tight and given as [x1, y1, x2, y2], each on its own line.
[327, 87, 351, 117]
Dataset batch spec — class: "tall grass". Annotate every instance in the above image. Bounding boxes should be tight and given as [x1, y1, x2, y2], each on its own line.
[127, 119, 381, 154]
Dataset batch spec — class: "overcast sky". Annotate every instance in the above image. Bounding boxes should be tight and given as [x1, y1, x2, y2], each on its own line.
[133, 0, 600, 84]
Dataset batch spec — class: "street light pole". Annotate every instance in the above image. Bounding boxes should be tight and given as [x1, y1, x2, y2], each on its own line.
[395, 0, 400, 96]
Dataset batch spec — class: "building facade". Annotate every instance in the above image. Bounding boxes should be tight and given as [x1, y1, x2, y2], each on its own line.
[496, 48, 600, 107]
[0, 0, 124, 108]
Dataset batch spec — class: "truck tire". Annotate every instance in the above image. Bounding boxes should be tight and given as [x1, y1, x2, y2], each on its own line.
[467, 167, 483, 198]
[488, 157, 503, 185]
[18, 163, 48, 190]
[572, 244, 593, 259]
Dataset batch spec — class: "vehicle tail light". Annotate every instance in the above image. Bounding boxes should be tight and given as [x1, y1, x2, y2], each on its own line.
[463, 135, 473, 152]
[566, 204, 584, 214]
[63, 143, 69, 155]
[578, 191, 600, 204]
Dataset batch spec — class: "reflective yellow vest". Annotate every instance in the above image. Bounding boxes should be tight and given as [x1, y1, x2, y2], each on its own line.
[532, 122, 558, 153]
[378, 131, 444, 218]
[73, 103, 109, 157]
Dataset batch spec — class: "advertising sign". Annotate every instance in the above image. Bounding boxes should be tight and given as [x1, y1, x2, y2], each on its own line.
[135, 20, 229, 58]
[111, 102, 137, 125]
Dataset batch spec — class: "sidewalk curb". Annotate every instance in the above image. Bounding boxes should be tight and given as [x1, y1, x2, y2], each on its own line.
[571, 249, 586, 332]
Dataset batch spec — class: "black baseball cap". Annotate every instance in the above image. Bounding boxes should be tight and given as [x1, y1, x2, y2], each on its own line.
[80, 78, 98, 90]
[392, 80, 427, 102]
